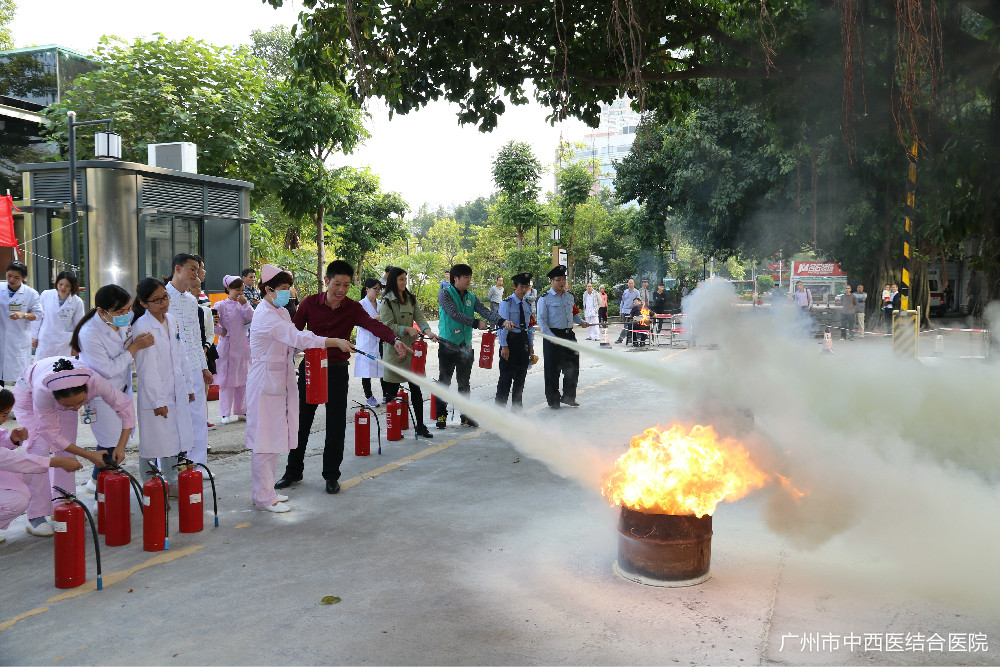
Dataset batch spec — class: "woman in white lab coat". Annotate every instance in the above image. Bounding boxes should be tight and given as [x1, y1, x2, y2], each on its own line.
[71, 284, 154, 489]
[0, 261, 43, 384]
[246, 264, 351, 513]
[354, 278, 385, 407]
[31, 271, 86, 360]
[131, 278, 195, 485]
[13, 356, 135, 536]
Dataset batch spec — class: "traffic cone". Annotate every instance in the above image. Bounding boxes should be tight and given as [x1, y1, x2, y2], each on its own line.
[822, 326, 834, 354]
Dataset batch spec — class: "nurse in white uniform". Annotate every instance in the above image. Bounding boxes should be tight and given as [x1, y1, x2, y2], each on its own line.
[131, 278, 195, 485]
[0, 261, 43, 384]
[72, 284, 154, 490]
[31, 271, 85, 360]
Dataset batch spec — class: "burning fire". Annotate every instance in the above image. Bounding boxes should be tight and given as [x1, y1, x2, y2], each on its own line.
[638, 304, 651, 326]
[601, 423, 768, 517]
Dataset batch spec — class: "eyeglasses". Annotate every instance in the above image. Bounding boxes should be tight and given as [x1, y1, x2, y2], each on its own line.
[147, 294, 170, 305]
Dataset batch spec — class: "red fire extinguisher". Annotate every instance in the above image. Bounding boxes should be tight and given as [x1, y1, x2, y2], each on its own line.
[429, 394, 437, 420]
[304, 347, 328, 405]
[142, 463, 170, 552]
[103, 470, 133, 547]
[396, 388, 410, 430]
[386, 399, 403, 441]
[410, 338, 428, 375]
[479, 330, 497, 369]
[353, 401, 382, 456]
[176, 462, 203, 533]
[52, 486, 102, 591]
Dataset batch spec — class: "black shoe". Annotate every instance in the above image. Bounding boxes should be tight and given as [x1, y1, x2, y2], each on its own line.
[325, 480, 341, 494]
[560, 397, 580, 407]
[436, 415, 447, 429]
[549, 402, 561, 410]
[415, 424, 434, 438]
[274, 475, 301, 489]
[460, 415, 478, 428]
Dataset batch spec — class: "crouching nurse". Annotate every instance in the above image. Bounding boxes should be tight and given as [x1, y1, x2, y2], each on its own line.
[0, 388, 83, 540]
[13, 357, 136, 536]
[247, 265, 352, 513]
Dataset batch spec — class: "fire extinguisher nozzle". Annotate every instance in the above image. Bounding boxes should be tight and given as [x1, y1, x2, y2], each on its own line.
[165, 538, 170, 550]
[214, 517, 219, 528]
[97, 576, 103, 590]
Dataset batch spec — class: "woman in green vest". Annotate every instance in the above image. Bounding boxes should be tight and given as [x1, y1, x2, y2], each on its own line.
[379, 267, 439, 438]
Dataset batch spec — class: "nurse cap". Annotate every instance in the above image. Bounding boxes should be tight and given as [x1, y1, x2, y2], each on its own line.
[260, 264, 287, 284]
[222, 274, 239, 289]
[44, 359, 93, 391]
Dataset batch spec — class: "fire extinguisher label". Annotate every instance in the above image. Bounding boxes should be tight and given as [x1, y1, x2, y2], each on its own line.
[189, 493, 202, 504]
[97, 493, 105, 502]
[414, 350, 422, 357]
[321, 359, 328, 368]
[142, 496, 151, 506]
[358, 417, 368, 425]
[52, 521, 67, 533]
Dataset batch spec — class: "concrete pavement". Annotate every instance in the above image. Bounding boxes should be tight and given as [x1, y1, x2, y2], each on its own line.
[1, 334, 997, 665]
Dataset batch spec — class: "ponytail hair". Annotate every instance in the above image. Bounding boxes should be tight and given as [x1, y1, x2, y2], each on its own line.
[132, 277, 166, 323]
[70, 284, 131, 355]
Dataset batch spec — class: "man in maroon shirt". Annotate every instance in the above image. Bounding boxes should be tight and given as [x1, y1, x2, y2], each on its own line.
[275, 260, 407, 494]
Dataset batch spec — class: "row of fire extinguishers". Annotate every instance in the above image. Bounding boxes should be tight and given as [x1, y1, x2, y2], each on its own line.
[50, 453, 218, 591]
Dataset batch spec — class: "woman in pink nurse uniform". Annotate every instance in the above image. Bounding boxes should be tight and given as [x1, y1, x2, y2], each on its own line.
[246, 265, 352, 513]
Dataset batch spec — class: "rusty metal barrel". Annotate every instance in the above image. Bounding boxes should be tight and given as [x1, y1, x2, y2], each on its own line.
[615, 507, 712, 587]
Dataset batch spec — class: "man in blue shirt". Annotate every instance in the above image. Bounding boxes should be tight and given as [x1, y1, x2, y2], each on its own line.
[495, 272, 534, 410]
[537, 265, 587, 409]
[615, 278, 640, 344]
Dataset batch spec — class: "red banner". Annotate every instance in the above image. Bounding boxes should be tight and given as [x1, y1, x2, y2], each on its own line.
[791, 261, 846, 277]
[0, 195, 19, 248]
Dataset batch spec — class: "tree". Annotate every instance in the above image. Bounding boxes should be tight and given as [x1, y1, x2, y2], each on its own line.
[0, 0, 14, 50]
[553, 162, 595, 281]
[327, 167, 408, 283]
[248, 24, 295, 80]
[467, 220, 516, 295]
[424, 218, 464, 268]
[264, 80, 368, 283]
[491, 141, 543, 249]
[42, 35, 270, 181]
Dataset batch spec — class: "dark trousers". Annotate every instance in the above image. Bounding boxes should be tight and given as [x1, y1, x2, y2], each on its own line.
[382, 381, 426, 428]
[436, 343, 474, 417]
[543, 330, 579, 406]
[496, 350, 529, 408]
[616, 315, 633, 343]
[840, 312, 855, 339]
[283, 361, 349, 481]
[598, 306, 608, 325]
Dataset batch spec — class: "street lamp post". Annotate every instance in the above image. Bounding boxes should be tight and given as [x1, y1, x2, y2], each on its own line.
[67, 111, 121, 273]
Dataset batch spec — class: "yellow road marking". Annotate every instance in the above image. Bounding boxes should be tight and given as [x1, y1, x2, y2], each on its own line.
[661, 349, 688, 361]
[45, 545, 204, 603]
[234, 522, 250, 529]
[0, 606, 49, 633]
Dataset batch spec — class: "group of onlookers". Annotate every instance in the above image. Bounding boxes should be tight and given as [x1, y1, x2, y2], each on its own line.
[794, 280, 905, 338]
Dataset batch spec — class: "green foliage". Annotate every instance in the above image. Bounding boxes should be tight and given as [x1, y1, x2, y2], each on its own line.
[249, 24, 295, 80]
[424, 218, 465, 267]
[756, 275, 775, 291]
[0, 0, 14, 50]
[492, 141, 544, 248]
[328, 167, 409, 278]
[42, 35, 270, 181]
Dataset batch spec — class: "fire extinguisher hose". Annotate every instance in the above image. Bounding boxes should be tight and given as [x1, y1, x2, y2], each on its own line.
[194, 462, 219, 528]
[405, 400, 419, 441]
[102, 453, 145, 515]
[52, 486, 103, 591]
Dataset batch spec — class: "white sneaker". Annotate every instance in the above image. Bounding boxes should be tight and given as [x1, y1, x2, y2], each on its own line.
[258, 502, 290, 513]
[83, 478, 97, 494]
[219, 416, 232, 425]
[26, 521, 54, 537]
[275, 494, 289, 502]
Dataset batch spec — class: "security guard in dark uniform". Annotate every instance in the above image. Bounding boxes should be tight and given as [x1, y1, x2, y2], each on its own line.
[495, 272, 534, 410]
[536, 265, 586, 409]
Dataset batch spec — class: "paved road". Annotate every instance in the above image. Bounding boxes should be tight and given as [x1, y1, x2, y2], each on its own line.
[1, 332, 997, 665]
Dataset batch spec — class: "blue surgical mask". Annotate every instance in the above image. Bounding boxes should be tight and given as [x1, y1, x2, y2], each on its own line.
[273, 290, 291, 307]
[112, 314, 131, 327]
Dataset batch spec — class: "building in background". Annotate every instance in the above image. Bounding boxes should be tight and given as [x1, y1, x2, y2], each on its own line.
[557, 98, 641, 192]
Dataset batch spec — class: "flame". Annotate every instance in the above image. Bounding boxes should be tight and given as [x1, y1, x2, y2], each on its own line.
[776, 473, 808, 502]
[601, 423, 768, 517]
[638, 304, 651, 326]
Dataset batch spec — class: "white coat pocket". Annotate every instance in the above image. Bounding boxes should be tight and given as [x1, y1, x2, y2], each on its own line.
[261, 362, 287, 396]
